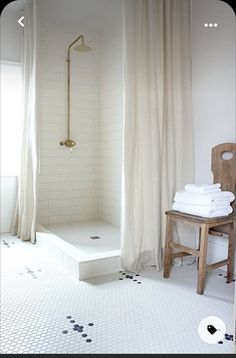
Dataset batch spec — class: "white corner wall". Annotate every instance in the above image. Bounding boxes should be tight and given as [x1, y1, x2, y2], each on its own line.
[191, 0, 236, 269]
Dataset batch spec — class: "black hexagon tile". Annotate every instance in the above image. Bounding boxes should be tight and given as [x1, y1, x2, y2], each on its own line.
[218, 272, 235, 283]
[63, 316, 94, 343]
[18, 266, 43, 279]
[218, 333, 234, 344]
[118, 271, 142, 284]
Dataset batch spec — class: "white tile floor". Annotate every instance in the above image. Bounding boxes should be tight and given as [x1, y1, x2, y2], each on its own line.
[0, 233, 235, 354]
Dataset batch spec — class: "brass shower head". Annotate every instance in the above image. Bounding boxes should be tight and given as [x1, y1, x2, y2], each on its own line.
[74, 35, 92, 52]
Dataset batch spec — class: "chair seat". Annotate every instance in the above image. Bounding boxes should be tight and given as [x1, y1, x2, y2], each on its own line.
[165, 209, 236, 225]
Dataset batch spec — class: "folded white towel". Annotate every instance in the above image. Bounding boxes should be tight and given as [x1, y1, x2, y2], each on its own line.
[174, 190, 235, 206]
[172, 202, 233, 218]
[185, 183, 221, 194]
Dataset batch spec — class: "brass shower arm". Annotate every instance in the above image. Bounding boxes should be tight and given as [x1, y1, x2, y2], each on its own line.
[67, 35, 84, 61]
[68, 35, 84, 49]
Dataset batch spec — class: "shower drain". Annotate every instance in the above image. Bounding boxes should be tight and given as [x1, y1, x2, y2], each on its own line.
[89, 236, 101, 240]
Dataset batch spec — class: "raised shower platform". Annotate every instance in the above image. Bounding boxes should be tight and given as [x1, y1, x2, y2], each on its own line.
[36, 220, 121, 280]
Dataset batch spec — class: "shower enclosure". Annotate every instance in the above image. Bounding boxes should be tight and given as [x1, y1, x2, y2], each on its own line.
[36, 0, 123, 279]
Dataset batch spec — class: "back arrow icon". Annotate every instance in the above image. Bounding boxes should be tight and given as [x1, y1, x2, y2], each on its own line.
[18, 16, 24, 27]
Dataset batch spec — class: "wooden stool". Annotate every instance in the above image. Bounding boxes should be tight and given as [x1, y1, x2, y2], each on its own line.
[163, 143, 236, 294]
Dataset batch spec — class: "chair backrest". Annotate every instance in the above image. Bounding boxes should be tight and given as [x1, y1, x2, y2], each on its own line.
[211, 143, 236, 209]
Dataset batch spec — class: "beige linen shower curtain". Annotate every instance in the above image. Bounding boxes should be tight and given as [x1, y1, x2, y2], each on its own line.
[12, 0, 38, 243]
[121, 0, 194, 272]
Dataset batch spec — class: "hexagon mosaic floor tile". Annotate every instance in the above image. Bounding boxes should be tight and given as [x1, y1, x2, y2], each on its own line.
[0, 233, 235, 354]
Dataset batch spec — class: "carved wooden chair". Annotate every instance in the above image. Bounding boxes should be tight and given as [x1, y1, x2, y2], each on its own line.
[163, 143, 236, 294]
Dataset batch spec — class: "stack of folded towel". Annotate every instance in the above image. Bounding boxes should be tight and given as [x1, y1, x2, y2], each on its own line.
[172, 183, 235, 218]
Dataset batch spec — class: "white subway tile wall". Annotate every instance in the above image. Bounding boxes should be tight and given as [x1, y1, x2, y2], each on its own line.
[37, 22, 123, 226]
[98, 26, 123, 226]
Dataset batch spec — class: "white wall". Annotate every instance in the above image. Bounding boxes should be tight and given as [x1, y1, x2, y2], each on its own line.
[37, 21, 100, 225]
[191, 0, 235, 269]
[98, 24, 123, 226]
[0, 7, 22, 233]
[0, 8, 22, 62]
[191, 0, 235, 183]
[0, 177, 17, 233]
[37, 1, 123, 226]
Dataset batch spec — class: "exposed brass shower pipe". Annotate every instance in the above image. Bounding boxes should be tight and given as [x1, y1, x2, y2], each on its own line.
[60, 35, 91, 150]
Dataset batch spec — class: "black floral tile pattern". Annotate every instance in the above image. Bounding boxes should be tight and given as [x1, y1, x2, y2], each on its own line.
[118, 270, 142, 284]
[63, 316, 94, 343]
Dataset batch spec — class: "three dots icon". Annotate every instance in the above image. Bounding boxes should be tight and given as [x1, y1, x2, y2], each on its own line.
[204, 23, 218, 28]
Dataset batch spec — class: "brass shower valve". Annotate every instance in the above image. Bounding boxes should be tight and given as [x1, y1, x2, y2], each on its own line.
[60, 139, 76, 148]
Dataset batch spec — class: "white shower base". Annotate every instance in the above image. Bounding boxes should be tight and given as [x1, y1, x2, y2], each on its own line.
[36, 220, 121, 280]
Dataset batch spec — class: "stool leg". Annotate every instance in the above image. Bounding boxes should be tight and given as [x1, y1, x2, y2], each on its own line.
[197, 224, 209, 295]
[163, 215, 174, 278]
[227, 218, 235, 283]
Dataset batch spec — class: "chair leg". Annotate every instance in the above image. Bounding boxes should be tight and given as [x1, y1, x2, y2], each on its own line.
[197, 224, 209, 295]
[163, 215, 174, 278]
[227, 218, 235, 283]
[197, 227, 201, 271]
